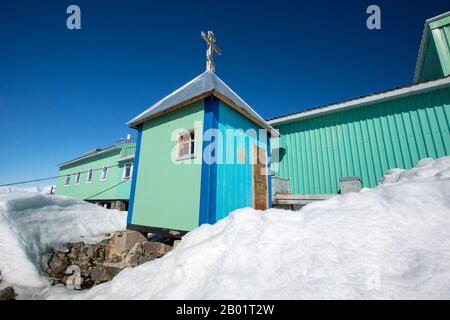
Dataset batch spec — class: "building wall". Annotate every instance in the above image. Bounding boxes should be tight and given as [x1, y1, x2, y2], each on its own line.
[130, 101, 204, 231]
[419, 35, 444, 82]
[418, 15, 450, 81]
[272, 86, 450, 194]
[430, 17, 450, 78]
[56, 144, 135, 201]
[214, 101, 269, 222]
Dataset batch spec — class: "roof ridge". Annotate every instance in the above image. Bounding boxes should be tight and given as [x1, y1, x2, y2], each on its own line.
[127, 71, 211, 126]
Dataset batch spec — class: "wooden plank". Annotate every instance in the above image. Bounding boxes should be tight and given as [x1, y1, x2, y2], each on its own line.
[274, 194, 334, 200]
[273, 199, 316, 205]
[273, 193, 334, 206]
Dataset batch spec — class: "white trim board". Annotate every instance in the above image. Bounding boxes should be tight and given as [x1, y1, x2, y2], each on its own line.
[117, 155, 135, 163]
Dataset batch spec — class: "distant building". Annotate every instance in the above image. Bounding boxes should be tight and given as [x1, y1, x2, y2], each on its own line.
[56, 140, 136, 210]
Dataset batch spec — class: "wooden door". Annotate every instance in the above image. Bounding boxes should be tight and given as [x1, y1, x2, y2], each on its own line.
[253, 144, 268, 210]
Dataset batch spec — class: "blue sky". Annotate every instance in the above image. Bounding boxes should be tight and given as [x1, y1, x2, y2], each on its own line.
[0, 0, 449, 187]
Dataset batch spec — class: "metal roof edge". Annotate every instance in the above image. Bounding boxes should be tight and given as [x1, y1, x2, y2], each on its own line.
[58, 145, 118, 168]
[127, 90, 214, 129]
[127, 71, 209, 128]
[268, 76, 450, 126]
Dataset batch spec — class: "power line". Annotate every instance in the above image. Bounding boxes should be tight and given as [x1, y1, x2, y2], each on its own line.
[85, 179, 130, 200]
[0, 164, 120, 187]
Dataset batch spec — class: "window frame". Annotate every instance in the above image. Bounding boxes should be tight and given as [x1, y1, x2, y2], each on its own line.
[75, 172, 81, 185]
[86, 169, 93, 183]
[100, 165, 108, 181]
[176, 128, 197, 161]
[64, 174, 71, 186]
[122, 162, 133, 180]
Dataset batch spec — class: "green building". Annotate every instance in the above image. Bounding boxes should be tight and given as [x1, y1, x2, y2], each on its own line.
[414, 11, 450, 82]
[268, 12, 450, 195]
[56, 140, 136, 210]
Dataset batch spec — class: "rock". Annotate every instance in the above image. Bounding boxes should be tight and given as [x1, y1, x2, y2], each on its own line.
[93, 242, 107, 261]
[48, 255, 68, 275]
[124, 243, 143, 267]
[81, 246, 94, 260]
[173, 240, 181, 248]
[110, 231, 147, 255]
[0, 287, 16, 300]
[142, 241, 172, 257]
[42, 231, 174, 290]
[91, 266, 122, 285]
[111, 255, 122, 263]
[124, 253, 140, 267]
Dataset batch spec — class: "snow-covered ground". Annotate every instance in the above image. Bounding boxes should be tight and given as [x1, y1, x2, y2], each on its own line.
[1, 156, 450, 299]
[38, 156, 450, 300]
[0, 192, 126, 288]
[0, 185, 54, 194]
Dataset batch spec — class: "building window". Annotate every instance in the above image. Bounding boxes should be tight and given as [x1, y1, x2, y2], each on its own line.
[64, 175, 71, 186]
[123, 163, 132, 180]
[177, 129, 196, 160]
[87, 169, 93, 183]
[75, 172, 81, 184]
[100, 166, 108, 181]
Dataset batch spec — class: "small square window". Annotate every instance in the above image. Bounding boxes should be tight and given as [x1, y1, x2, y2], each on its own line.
[177, 129, 196, 160]
[64, 175, 71, 186]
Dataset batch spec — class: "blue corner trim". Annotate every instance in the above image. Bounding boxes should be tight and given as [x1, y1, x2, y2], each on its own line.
[267, 135, 272, 208]
[127, 124, 143, 225]
[198, 96, 219, 226]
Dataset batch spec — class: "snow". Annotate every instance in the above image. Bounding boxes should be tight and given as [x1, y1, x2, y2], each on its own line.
[0, 192, 126, 288]
[36, 156, 450, 300]
[0, 185, 54, 194]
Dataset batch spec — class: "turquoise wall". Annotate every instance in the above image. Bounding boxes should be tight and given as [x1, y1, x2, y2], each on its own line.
[215, 101, 269, 221]
[418, 15, 450, 81]
[272, 86, 450, 194]
[130, 101, 204, 231]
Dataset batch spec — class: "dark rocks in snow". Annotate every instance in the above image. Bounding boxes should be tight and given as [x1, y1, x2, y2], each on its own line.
[0, 271, 16, 300]
[0, 286, 16, 300]
[45, 231, 174, 289]
[90, 265, 122, 284]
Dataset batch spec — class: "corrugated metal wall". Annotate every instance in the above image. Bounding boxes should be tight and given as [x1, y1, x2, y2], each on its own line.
[431, 17, 450, 77]
[273, 86, 450, 194]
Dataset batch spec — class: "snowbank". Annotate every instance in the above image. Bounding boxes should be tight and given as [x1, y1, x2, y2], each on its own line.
[0, 192, 126, 288]
[41, 156, 450, 300]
